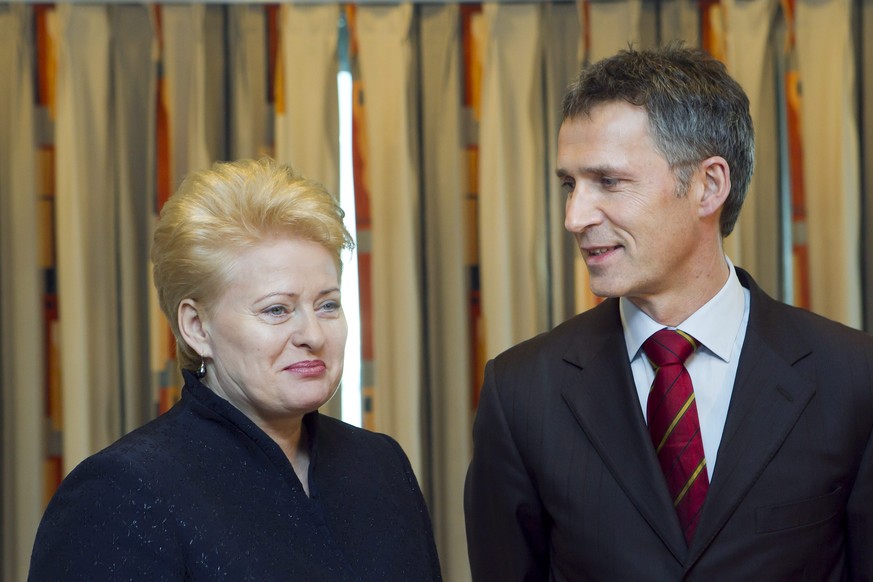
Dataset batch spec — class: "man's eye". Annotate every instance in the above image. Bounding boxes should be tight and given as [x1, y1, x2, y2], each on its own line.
[561, 180, 575, 195]
[600, 176, 619, 188]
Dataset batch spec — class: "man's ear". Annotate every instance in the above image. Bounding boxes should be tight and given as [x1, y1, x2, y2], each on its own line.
[697, 156, 731, 219]
[178, 299, 212, 359]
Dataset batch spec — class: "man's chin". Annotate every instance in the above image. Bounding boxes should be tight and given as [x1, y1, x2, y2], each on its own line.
[587, 276, 623, 299]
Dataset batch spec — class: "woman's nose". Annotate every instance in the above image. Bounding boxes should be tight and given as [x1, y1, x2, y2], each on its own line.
[291, 310, 325, 351]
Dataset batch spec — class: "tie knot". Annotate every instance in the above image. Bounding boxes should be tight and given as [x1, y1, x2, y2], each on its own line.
[642, 329, 698, 367]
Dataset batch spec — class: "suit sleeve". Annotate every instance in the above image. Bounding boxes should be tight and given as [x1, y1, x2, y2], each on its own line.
[846, 395, 873, 579]
[28, 454, 184, 581]
[465, 359, 549, 581]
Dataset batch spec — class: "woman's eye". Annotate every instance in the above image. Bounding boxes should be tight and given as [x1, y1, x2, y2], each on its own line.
[319, 300, 341, 313]
[266, 305, 288, 317]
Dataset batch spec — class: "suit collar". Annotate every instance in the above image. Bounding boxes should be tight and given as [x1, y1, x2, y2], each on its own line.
[560, 299, 690, 562]
[558, 270, 816, 568]
[687, 268, 815, 566]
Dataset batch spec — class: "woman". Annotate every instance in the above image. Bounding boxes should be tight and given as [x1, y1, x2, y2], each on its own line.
[29, 158, 442, 580]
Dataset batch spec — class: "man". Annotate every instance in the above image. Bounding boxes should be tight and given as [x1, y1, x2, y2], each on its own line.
[464, 45, 873, 580]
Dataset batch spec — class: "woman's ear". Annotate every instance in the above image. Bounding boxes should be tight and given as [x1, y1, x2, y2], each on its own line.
[697, 156, 731, 219]
[178, 299, 212, 358]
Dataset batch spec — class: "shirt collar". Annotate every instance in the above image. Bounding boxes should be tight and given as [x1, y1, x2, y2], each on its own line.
[620, 258, 745, 362]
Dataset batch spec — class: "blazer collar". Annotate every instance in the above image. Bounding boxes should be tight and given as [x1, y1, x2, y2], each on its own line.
[558, 269, 816, 567]
[560, 299, 690, 562]
[686, 268, 815, 567]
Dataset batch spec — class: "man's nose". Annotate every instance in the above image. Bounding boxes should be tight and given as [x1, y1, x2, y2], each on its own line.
[564, 185, 603, 233]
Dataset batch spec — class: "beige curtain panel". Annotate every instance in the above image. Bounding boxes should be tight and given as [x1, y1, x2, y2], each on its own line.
[0, 6, 42, 581]
[1, 3, 871, 582]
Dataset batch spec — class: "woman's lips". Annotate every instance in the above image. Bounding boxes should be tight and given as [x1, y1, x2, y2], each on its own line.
[285, 360, 327, 377]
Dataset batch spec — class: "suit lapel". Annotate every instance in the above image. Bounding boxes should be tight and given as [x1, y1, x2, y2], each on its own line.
[686, 270, 815, 567]
[559, 300, 689, 562]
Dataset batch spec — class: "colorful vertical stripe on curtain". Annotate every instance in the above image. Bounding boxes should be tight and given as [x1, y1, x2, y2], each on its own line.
[3, 4, 871, 582]
[356, 4, 426, 479]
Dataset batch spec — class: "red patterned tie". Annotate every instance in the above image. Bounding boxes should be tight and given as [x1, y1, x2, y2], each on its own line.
[643, 329, 709, 544]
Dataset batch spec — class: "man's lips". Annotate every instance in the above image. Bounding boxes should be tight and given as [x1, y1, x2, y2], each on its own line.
[583, 245, 621, 258]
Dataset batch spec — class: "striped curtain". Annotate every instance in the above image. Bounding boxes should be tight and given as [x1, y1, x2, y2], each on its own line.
[722, 0, 781, 296]
[863, 0, 873, 332]
[274, 3, 343, 417]
[356, 4, 426, 477]
[478, 4, 548, 358]
[420, 6, 471, 577]
[2, 4, 870, 582]
[796, 0, 861, 327]
[112, 4, 157, 434]
[0, 6, 42, 580]
[54, 4, 120, 472]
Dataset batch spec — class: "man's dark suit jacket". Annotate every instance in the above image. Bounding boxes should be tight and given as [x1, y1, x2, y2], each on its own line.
[465, 268, 873, 581]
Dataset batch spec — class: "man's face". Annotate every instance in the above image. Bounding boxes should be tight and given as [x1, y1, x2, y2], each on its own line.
[557, 101, 704, 309]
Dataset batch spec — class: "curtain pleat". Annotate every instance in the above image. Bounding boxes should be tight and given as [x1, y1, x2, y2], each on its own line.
[275, 4, 340, 196]
[0, 6, 43, 580]
[587, 0, 642, 62]
[54, 4, 119, 472]
[722, 0, 781, 297]
[112, 5, 157, 434]
[420, 5, 470, 578]
[4, 3, 872, 576]
[204, 7, 227, 162]
[162, 5, 211, 188]
[478, 4, 548, 358]
[356, 4, 425, 478]
[229, 5, 268, 160]
[544, 3, 583, 326]
[796, 0, 862, 327]
[862, 0, 872, 332]
[660, 0, 700, 44]
[275, 3, 342, 417]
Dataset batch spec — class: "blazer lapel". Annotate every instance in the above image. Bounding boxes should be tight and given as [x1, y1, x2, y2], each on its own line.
[687, 270, 815, 567]
[559, 300, 689, 563]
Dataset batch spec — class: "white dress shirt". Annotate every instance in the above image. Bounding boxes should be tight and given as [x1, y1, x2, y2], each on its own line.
[620, 258, 750, 479]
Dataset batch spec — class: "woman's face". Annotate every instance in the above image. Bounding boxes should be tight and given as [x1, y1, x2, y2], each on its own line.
[195, 237, 347, 427]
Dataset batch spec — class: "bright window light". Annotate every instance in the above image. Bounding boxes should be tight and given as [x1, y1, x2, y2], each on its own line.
[338, 68, 362, 427]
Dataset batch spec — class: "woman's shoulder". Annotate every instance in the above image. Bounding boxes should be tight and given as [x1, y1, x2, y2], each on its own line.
[56, 396, 228, 500]
[29, 417, 190, 579]
[314, 414, 402, 452]
[312, 414, 414, 477]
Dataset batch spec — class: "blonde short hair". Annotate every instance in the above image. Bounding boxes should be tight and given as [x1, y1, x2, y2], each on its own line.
[151, 158, 354, 372]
